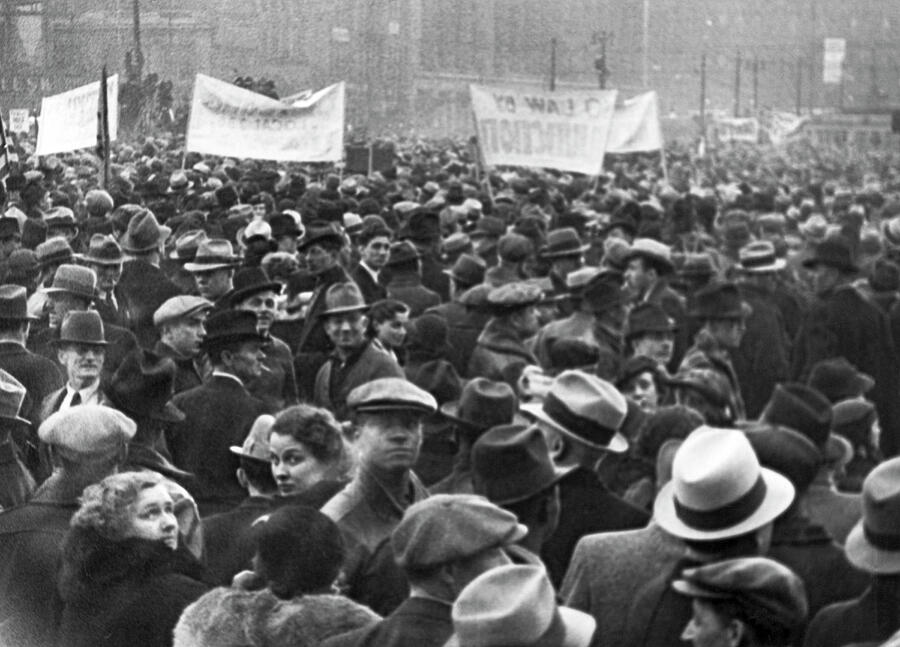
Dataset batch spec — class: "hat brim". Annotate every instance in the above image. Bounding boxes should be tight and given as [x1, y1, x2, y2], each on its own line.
[227, 282, 283, 307]
[521, 402, 629, 454]
[491, 461, 578, 506]
[0, 313, 38, 322]
[53, 337, 108, 347]
[75, 254, 124, 266]
[739, 258, 787, 273]
[621, 250, 675, 275]
[44, 287, 98, 301]
[802, 256, 858, 273]
[229, 445, 270, 462]
[844, 520, 900, 574]
[653, 467, 794, 541]
[0, 413, 31, 426]
[184, 261, 239, 272]
[439, 401, 530, 432]
[540, 244, 591, 259]
[319, 304, 368, 318]
[352, 402, 437, 415]
[824, 432, 853, 465]
[120, 227, 171, 254]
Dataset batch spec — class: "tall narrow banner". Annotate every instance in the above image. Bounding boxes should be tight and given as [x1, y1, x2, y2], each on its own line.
[606, 91, 663, 153]
[0, 113, 9, 182]
[186, 75, 345, 162]
[470, 84, 617, 174]
[35, 75, 119, 156]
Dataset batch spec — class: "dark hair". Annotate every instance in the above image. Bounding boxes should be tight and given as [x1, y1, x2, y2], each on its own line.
[0, 318, 28, 336]
[636, 405, 704, 461]
[240, 455, 277, 493]
[366, 299, 409, 338]
[269, 404, 345, 465]
[254, 505, 344, 598]
[702, 597, 795, 647]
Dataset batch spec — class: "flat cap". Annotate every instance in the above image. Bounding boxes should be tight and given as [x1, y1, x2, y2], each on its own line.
[487, 281, 543, 310]
[348, 377, 437, 415]
[153, 295, 213, 327]
[38, 404, 136, 455]
[673, 557, 808, 632]
[497, 233, 533, 263]
[392, 494, 527, 570]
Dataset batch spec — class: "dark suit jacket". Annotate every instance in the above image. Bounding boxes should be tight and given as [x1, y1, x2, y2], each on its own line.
[541, 467, 650, 588]
[426, 301, 488, 378]
[804, 579, 900, 647]
[792, 285, 900, 457]
[321, 596, 453, 647]
[115, 259, 181, 350]
[0, 341, 63, 442]
[385, 272, 441, 317]
[167, 375, 270, 510]
[419, 251, 451, 303]
[350, 263, 386, 306]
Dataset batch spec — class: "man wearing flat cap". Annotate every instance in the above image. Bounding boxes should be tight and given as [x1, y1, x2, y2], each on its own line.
[323, 494, 523, 647]
[167, 310, 271, 515]
[792, 235, 900, 458]
[468, 281, 542, 388]
[321, 377, 438, 616]
[153, 295, 213, 395]
[0, 405, 135, 647]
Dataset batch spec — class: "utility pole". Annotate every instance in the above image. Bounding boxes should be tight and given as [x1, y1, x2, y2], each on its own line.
[734, 50, 742, 117]
[593, 30, 611, 89]
[700, 52, 707, 135]
[641, 0, 650, 87]
[132, 0, 143, 82]
[550, 37, 557, 91]
[795, 57, 803, 115]
[752, 56, 759, 113]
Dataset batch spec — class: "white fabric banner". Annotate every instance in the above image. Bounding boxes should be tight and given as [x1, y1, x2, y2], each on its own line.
[714, 117, 760, 144]
[606, 91, 663, 153]
[470, 84, 618, 174]
[8, 109, 30, 134]
[760, 110, 807, 145]
[186, 75, 345, 162]
[36, 76, 118, 156]
[823, 38, 846, 84]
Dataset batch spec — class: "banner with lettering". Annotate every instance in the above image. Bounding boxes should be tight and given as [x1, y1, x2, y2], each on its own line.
[470, 84, 618, 174]
[186, 75, 344, 162]
[7, 110, 30, 134]
[36, 75, 119, 156]
[606, 91, 663, 153]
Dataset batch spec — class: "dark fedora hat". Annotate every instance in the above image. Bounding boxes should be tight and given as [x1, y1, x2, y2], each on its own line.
[35, 237, 74, 269]
[472, 424, 575, 505]
[385, 240, 421, 267]
[802, 236, 858, 274]
[0, 284, 37, 321]
[45, 264, 98, 302]
[626, 302, 675, 340]
[441, 378, 522, 435]
[469, 216, 506, 241]
[201, 310, 266, 349]
[120, 209, 171, 254]
[55, 310, 108, 346]
[445, 253, 486, 288]
[539, 227, 589, 259]
[760, 382, 833, 448]
[807, 357, 874, 403]
[297, 224, 344, 251]
[106, 349, 185, 422]
[689, 282, 752, 320]
[745, 423, 822, 493]
[224, 267, 282, 307]
[582, 273, 626, 315]
[77, 234, 124, 266]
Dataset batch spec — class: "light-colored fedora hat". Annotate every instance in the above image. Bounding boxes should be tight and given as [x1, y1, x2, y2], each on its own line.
[844, 457, 900, 574]
[521, 369, 628, 453]
[653, 426, 795, 541]
[737, 240, 787, 273]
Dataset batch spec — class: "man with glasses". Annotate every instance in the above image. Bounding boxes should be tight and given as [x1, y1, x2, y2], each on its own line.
[313, 282, 403, 421]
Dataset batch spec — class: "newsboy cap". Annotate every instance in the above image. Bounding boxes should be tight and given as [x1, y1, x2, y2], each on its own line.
[672, 557, 808, 633]
[348, 377, 437, 415]
[392, 494, 527, 570]
[153, 295, 213, 328]
[38, 405, 136, 456]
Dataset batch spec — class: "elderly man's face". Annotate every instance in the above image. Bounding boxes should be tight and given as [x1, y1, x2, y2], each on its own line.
[57, 343, 104, 386]
[324, 311, 367, 351]
[353, 410, 423, 474]
[91, 263, 123, 294]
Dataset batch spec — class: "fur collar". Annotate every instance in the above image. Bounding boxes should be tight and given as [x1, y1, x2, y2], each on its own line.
[58, 525, 206, 601]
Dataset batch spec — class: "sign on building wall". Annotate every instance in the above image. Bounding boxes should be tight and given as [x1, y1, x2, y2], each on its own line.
[35, 75, 118, 156]
[470, 84, 618, 174]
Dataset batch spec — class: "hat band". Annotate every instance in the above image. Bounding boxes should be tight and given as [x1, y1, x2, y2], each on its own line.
[863, 524, 900, 551]
[740, 254, 778, 269]
[542, 392, 617, 447]
[674, 474, 767, 531]
[190, 255, 238, 265]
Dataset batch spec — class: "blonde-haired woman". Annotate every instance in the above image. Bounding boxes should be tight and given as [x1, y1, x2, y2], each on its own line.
[57, 471, 209, 647]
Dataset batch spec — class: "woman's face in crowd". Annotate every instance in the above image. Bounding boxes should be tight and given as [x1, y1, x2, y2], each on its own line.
[269, 432, 332, 496]
[376, 312, 408, 350]
[681, 599, 739, 647]
[625, 371, 659, 413]
[127, 484, 178, 550]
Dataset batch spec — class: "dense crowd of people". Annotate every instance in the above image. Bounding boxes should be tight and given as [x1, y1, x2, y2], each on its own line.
[0, 127, 900, 647]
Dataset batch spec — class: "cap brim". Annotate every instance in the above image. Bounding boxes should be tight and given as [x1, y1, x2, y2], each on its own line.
[671, 578, 732, 600]
[44, 287, 98, 301]
[491, 462, 578, 506]
[52, 338, 108, 346]
[75, 254, 124, 266]
[319, 304, 368, 317]
[653, 467, 795, 541]
[740, 258, 787, 273]
[845, 520, 900, 574]
[521, 401, 629, 454]
[540, 244, 591, 259]
[352, 402, 437, 415]
[184, 261, 238, 272]
[227, 282, 283, 306]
